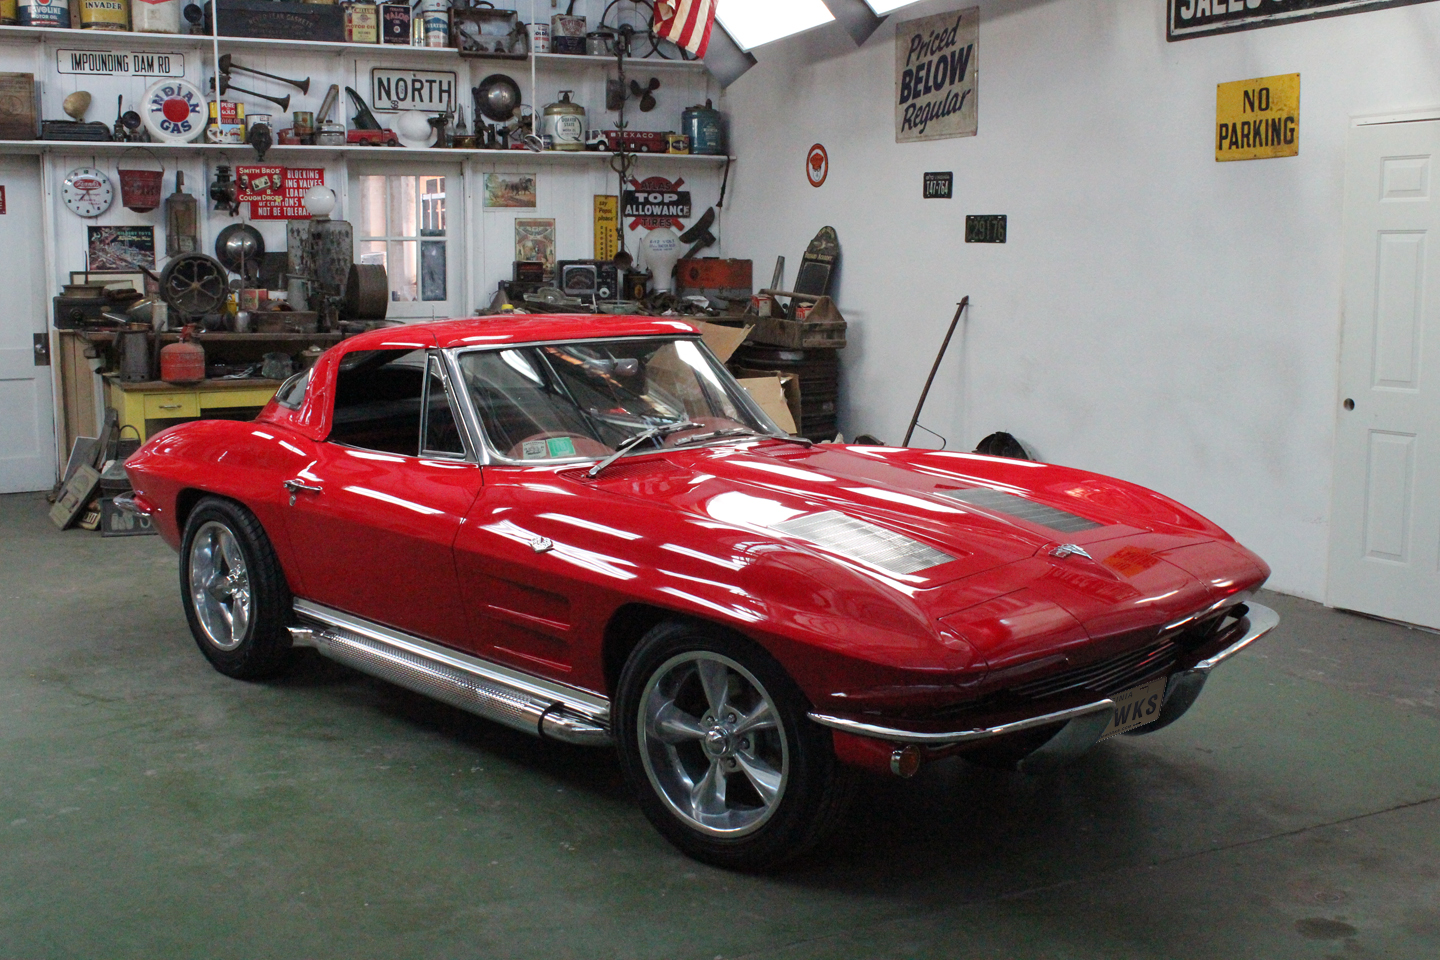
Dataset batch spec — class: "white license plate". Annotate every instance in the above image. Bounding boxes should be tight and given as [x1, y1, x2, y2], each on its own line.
[1100, 676, 1169, 738]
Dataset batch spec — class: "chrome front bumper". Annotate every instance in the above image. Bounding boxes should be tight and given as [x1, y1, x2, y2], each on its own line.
[809, 602, 1280, 773]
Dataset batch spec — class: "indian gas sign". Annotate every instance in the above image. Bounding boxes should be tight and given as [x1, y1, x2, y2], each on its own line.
[1216, 73, 1299, 161]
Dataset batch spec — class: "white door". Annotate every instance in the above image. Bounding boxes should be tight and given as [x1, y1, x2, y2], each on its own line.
[0, 156, 57, 494]
[1329, 118, 1440, 627]
[351, 164, 465, 321]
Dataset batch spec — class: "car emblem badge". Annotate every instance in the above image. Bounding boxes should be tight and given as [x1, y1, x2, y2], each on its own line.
[1051, 543, 1092, 560]
[530, 536, 554, 553]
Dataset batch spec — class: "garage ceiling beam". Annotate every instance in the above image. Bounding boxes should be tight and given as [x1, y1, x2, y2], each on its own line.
[823, 0, 888, 47]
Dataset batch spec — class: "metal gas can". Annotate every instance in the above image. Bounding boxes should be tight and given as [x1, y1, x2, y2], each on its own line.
[542, 91, 585, 152]
[160, 327, 205, 384]
[80, 0, 129, 30]
[2, 0, 21, 24]
[17, 0, 69, 26]
[418, 0, 448, 47]
[682, 99, 724, 155]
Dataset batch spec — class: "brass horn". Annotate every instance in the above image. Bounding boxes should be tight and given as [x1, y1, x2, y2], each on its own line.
[215, 75, 291, 113]
[217, 54, 311, 95]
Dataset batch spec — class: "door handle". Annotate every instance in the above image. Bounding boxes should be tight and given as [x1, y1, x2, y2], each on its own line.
[283, 478, 323, 505]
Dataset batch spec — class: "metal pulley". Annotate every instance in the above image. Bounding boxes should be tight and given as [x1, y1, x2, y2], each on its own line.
[343, 264, 389, 320]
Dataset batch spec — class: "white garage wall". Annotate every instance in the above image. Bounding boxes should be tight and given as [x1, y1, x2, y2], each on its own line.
[718, 0, 1440, 600]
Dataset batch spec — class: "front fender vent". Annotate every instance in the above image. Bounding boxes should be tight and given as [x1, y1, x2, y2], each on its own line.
[772, 510, 954, 575]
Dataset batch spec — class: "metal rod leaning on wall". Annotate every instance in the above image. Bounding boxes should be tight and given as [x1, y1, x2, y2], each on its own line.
[902, 296, 970, 447]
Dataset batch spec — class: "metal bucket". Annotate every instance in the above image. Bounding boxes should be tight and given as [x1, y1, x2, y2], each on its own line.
[118, 166, 164, 212]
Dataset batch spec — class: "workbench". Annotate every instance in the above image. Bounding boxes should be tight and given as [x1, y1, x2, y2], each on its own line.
[103, 376, 286, 441]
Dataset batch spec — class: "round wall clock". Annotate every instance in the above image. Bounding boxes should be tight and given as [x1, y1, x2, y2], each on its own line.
[61, 167, 115, 218]
[142, 79, 207, 144]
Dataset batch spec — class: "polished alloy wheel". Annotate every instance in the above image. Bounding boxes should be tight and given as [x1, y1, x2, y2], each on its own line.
[638, 651, 788, 837]
[187, 520, 252, 651]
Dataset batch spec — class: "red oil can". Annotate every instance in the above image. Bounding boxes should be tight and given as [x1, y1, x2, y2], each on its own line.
[160, 326, 205, 384]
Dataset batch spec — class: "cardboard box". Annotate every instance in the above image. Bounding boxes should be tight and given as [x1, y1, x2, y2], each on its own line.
[732, 365, 802, 435]
[736, 375, 797, 435]
[694, 320, 751, 363]
[0, 73, 38, 141]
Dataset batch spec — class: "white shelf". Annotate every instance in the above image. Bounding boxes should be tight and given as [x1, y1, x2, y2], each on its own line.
[0, 23, 710, 70]
[0, 138, 732, 163]
[534, 52, 705, 72]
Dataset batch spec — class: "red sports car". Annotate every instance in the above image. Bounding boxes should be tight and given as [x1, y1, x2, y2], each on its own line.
[121, 316, 1277, 869]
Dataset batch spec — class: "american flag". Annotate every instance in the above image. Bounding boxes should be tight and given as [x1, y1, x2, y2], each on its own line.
[653, 0, 717, 58]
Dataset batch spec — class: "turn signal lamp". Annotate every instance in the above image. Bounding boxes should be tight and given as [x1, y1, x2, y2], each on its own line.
[890, 745, 922, 778]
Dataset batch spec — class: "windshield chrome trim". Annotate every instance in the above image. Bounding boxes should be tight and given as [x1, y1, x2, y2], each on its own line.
[443, 334, 790, 468]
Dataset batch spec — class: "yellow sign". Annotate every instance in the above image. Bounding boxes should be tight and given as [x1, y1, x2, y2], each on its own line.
[1216, 73, 1299, 161]
[593, 195, 619, 260]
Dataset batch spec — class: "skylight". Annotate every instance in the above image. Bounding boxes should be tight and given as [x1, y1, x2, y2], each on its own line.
[715, 0, 836, 52]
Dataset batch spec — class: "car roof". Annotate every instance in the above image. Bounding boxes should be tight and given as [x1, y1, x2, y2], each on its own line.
[337, 315, 704, 353]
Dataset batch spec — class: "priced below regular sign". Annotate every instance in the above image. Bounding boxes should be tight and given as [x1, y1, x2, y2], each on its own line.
[895, 6, 978, 143]
[1216, 73, 1299, 161]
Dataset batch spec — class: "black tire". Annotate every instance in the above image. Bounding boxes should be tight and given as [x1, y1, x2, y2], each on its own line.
[179, 496, 294, 680]
[614, 620, 854, 870]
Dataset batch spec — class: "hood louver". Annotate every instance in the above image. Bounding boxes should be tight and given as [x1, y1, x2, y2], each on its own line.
[937, 487, 1103, 533]
[772, 510, 954, 576]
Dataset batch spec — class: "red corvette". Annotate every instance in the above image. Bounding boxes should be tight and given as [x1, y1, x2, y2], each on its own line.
[122, 316, 1277, 869]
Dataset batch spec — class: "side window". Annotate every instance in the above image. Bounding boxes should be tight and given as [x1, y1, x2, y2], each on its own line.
[329, 349, 427, 455]
[273, 368, 311, 409]
[422, 357, 466, 456]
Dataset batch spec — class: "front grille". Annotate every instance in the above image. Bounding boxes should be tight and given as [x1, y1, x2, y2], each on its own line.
[1009, 634, 1183, 699]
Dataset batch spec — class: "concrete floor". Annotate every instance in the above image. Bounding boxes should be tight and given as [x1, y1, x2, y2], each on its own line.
[3, 491, 1439, 960]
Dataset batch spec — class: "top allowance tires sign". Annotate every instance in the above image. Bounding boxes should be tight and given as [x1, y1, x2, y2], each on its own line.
[1168, 0, 1437, 40]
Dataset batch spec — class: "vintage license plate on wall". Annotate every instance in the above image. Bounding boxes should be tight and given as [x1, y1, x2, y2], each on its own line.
[1100, 676, 1169, 738]
[370, 68, 458, 112]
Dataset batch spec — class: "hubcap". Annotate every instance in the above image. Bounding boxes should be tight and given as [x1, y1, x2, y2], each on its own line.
[638, 652, 787, 837]
[188, 521, 252, 651]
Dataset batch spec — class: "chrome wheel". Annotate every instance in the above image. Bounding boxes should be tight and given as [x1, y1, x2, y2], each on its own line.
[638, 651, 788, 837]
[187, 520, 252, 651]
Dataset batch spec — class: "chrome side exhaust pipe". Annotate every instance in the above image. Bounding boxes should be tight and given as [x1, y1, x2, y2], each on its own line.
[286, 606, 611, 747]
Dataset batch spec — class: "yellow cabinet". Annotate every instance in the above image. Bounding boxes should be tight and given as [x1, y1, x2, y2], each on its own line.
[143, 393, 201, 420]
[105, 377, 285, 441]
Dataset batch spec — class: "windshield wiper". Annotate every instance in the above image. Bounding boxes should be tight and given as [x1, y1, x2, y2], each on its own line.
[669, 427, 756, 447]
[586, 421, 703, 478]
[671, 428, 817, 448]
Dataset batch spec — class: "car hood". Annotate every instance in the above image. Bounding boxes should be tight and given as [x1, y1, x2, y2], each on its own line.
[570, 441, 1270, 683]
[583, 441, 1228, 590]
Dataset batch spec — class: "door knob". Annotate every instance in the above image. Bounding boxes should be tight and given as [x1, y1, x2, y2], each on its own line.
[1343, 398, 1355, 410]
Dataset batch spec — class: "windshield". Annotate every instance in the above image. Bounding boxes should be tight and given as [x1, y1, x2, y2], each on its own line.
[455, 337, 775, 462]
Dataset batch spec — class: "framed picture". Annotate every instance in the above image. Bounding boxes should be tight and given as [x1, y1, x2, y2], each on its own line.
[87, 226, 156, 271]
[70, 270, 148, 294]
[515, 218, 556, 274]
[484, 173, 537, 208]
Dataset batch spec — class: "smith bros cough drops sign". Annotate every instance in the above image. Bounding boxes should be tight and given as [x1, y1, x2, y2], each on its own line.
[895, 7, 978, 143]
